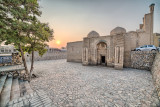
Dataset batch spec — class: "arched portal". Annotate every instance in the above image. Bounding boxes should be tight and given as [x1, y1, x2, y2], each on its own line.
[97, 42, 107, 65]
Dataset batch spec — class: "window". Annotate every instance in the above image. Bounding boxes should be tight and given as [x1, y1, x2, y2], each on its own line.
[1, 48, 4, 53]
[141, 45, 147, 48]
[5, 49, 8, 53]
[148, 45, 153, 47]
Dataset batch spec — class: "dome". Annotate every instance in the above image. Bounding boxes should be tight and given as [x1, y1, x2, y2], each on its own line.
[87, 31, 100, 38]
[110, 27, 126, 35]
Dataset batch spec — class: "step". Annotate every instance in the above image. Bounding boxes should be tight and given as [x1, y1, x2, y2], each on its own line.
[0, 77, 13, 107]
[7, 90, 53, 107]
[19, 80, 26, 97]
[24, 81, 33, 95]
[10, 78, 20, 100]
[0, 75, 7, 94]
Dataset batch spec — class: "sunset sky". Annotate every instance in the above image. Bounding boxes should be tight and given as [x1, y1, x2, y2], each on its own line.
[39, 0, 160, 48]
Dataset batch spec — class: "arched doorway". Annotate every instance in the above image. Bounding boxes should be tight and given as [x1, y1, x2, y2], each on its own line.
[97, 42, 107, 65]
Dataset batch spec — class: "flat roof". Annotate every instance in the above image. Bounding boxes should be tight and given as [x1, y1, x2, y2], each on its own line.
[67, 41, 83, 44]
[0, 54, 12, 56]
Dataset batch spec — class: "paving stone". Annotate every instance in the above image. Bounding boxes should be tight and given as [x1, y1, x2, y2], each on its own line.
[18, 101, 24, 107]
[23, 99, 30, 106]
[13, 99, 18, 103]
[31, 102, 43, 107]
[29, 59, 159, 106]
[12, 103, 18, 107]
[30, 98, 41, 103]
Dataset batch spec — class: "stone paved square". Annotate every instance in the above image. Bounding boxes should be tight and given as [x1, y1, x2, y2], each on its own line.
[30, 59, 159, 107]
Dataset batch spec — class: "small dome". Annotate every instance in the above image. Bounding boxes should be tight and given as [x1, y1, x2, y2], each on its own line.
[87, 31, 100, 38]
[110, 27, 126, 35]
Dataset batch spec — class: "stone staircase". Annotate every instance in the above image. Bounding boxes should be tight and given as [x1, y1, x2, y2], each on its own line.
[0, 74, 53, 107]
[0, 75, 31, 107]
[7, 90, 53, 107]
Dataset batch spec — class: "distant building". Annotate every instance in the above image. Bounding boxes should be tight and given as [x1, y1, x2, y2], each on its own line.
[0, 44, 21, 65]
[46, 46, 67, 52]
[153, 33, 160, 47]
[60, 47, 67, 52]
[0, 45, 18, 54]
[47, 48, 61, 52]
[67, 4, 155, 70]
[60, 49, 67, 52]
[25, 46, 67, 62]
[61, 47, 66, 49]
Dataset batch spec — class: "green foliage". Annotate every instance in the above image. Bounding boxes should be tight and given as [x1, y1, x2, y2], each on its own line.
[0, 0, 54, 75]
[0, 0, 42, 46]
[0, 0, 53, 56]
[24, 20, 53, 56]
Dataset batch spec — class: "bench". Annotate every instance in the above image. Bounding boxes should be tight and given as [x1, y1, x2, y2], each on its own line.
[0, 65, 25, 73]
[0, 65, 25, 78]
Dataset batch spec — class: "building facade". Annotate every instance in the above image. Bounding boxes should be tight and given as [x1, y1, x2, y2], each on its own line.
[0, 45, 17, 54]
[67, 4, 155, 70]
[153, 33, 160, 47]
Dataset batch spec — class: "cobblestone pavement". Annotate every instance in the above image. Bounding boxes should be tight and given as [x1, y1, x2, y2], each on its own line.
[7, 90, 53, 107]
[30, 59, 159, 107]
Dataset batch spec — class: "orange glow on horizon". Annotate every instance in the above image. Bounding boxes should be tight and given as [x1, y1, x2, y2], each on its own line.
[56, 40, 61, 45]
[48, 40, 66, 49]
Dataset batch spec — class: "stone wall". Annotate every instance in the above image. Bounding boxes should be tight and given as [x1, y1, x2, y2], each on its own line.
[151, 53, 160, 101]
[25, 51, 67, 62]
[131, 51, 156, 70]
[67, 41, 83, 62]
[153, 33, 160, 47]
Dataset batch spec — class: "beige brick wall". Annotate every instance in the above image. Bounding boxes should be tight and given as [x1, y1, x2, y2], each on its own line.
[67, 41, 83, 62]
[25, 51, 67, 62]
[153, 33, 160, 47]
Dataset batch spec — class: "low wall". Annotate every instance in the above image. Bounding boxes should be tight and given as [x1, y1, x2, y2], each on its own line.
[131, 51, 157, 70]
[25, 51, 67, 62]
[152, 53, 160, 100]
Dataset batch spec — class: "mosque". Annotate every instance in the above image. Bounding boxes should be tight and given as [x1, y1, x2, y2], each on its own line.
[67, 4, 155, 69]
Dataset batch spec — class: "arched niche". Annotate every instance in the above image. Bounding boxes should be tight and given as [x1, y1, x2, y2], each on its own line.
[96, 42, 107, 65]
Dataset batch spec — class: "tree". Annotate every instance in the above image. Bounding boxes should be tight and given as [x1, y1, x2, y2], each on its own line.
[0, 0, 54, 81]
[0, 0, 12, 43]
[25, 21, 53, 80]
[0, 0, 42, 76]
